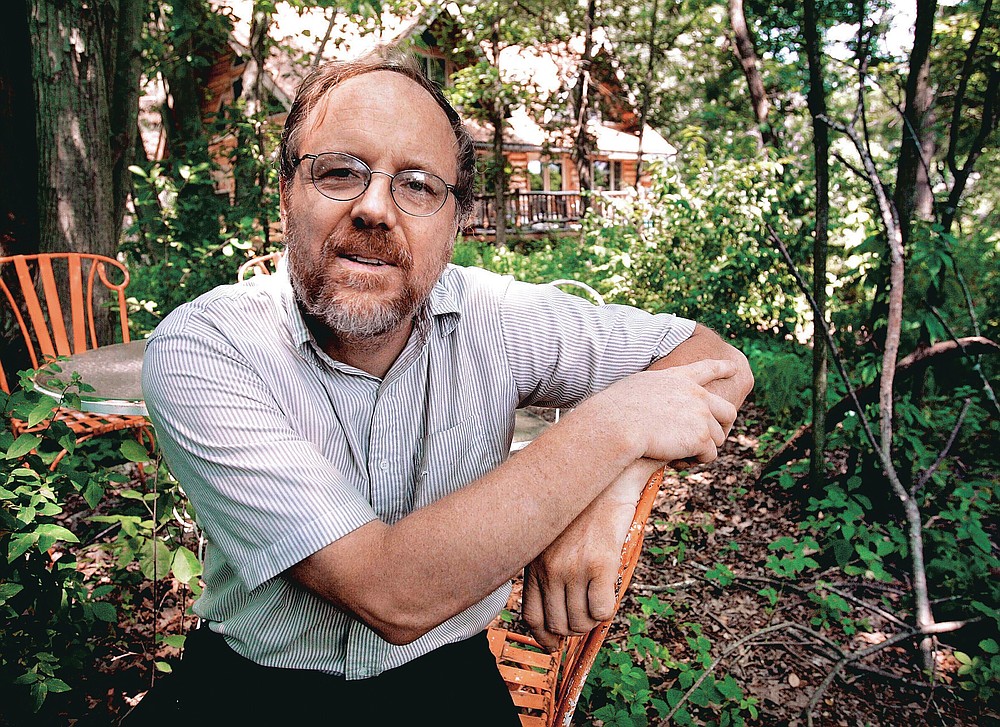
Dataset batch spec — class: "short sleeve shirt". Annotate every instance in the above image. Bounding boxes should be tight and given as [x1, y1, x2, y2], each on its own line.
[142, 263, 695, 679]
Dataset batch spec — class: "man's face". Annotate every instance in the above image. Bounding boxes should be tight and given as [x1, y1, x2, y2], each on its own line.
[281, 71, 459, 340]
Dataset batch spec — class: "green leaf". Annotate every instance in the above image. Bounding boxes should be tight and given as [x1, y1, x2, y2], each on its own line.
[0, 582, 24, 603]
[7, 532, 38, 562]
[82, 481, 104, 509]
[27, 397, 58, 428]
[171, 546, 203, 585]
[154, 661, 173, 673]
[45, 678, 71, 694]
[969, 525, 993, 554]
[120, 439, 151, 463]
[159, 634, 187, 649]
[980, 639, 999, 655]
[6, 434, 42, 460]
[34, 523, 79, 552]
[90, 601, 117, 623]
[139, 538, 173, 581]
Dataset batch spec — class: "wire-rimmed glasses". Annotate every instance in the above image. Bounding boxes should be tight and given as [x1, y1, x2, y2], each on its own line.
[293, 151, 456, 217]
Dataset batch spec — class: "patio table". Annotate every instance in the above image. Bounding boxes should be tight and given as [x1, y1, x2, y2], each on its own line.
[32, 340, 149, 417]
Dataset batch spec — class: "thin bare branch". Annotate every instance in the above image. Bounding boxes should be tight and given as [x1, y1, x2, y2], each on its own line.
[804, 619, 980, 726]
[913, 398, 972, 495]
[766, 225, 882, 462]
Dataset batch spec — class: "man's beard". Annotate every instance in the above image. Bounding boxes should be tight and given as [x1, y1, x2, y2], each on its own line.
[286, 225, 451, 341]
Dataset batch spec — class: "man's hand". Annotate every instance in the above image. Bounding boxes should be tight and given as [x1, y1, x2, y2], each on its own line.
[522, 459, 663, 650]
[592, 359, 739, 465]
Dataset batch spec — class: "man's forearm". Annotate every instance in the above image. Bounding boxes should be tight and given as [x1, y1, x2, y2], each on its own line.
[290, 360, 738, 645]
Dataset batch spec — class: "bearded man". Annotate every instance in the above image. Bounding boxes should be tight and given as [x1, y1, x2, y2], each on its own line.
[136, 48, 752, 725]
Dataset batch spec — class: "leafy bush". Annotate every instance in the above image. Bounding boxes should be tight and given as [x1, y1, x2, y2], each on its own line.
[0, 368, 200, 721]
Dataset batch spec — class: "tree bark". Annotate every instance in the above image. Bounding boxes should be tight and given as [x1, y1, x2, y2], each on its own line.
[634, 0, 660, 182]
[728, 0, 772, 148]
[27, 0, 141, 259]
[893, 0, 938, 247]
[25, 0, 142, 342]
[235, 0, 270, 247]
[572, 0, 597, 214]
[803, 0, 830, 487]
[490, 19, 507, 247]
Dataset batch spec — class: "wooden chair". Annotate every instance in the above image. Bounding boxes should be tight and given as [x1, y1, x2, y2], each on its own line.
[0, 253, 150, 451]
[237, 250, 285, 281]
[488, 467, 664, 727]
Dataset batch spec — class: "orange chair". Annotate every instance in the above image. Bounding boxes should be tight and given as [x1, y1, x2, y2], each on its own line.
[488, 467, 663, 727]
[237, 250, 285, 281]
[0, 253, 150, 450]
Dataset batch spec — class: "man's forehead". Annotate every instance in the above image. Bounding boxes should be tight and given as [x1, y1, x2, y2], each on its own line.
[301, 71, 457, 159]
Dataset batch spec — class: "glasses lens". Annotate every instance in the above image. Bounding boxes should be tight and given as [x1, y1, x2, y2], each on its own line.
[392, 171, 449, 216]
[311, 153, 370, 200]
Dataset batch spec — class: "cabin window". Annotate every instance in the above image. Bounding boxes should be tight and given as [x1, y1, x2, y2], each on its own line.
[592, 159, 610, 190]
[547, 161, 563, 191]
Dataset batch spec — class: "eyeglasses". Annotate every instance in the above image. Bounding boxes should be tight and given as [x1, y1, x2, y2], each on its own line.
[292, 151, 456, 217]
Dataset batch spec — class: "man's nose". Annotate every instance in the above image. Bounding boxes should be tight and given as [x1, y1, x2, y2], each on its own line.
[351, 173, 397, 230]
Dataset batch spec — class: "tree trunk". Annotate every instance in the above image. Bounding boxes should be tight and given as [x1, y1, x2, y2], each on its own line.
[728, 0, 772, 148]
[27, 0, 141, 258]
[894, 0, 938, 247]
[26, 0, 142, 342]
[634, 0, 660, 183]
[572, 0, 597, 214]
[490, 20, 507, 247]
[235, 0, 270, 249]
[803, 0, 829, 487]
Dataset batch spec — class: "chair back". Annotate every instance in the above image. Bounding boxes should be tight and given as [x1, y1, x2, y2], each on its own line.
[547, 279, 606, 306]
[489, 467, 664, 726]
[237, 251, 285, 281]
[0, 253, 131, 393]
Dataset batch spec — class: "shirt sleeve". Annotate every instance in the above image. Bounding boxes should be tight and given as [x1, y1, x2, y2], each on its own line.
[498, 278, 696, 408]
[142, 310, 378, 592]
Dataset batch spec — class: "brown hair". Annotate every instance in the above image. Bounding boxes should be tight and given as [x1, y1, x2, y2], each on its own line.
[278, 46, 476, 224]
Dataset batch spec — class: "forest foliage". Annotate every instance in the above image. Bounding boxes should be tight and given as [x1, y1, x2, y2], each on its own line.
[1, 0, 999, 724]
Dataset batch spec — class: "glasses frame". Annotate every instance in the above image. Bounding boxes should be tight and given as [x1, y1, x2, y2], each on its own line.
[292, 151, 456, 218]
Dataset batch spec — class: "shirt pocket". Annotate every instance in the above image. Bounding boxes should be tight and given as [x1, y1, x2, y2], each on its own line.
[415, 415, 497, 506]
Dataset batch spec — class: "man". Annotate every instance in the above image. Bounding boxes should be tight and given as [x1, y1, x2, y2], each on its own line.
[137, 48, 752, 725]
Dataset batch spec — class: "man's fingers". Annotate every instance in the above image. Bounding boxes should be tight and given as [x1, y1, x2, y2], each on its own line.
[522, 568, 545, 631]
[709, 394, 738, 434]
[587, 573, 617, 623]
[674, 358, 738, 387]
[566, 582, 598, 634]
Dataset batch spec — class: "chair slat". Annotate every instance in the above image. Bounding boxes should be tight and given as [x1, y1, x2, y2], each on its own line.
[12, 256, 55, 362]
[38, 255, 71, 356]
[497, 663, 553, 692]
[508, 690, 550, 710]
[68, 254, 86, 353]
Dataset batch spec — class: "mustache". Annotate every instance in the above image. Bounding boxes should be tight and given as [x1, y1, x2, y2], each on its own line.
[322, 229, 412, 269]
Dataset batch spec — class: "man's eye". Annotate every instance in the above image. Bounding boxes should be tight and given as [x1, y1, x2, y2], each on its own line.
[318, 166, 362, 181]
[404, 179, 430, 194]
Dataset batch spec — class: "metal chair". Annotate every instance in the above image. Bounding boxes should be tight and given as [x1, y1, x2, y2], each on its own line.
[0, 253, 151, 452]
[237, 251, 285, 281]
[488, 467, 663, 727]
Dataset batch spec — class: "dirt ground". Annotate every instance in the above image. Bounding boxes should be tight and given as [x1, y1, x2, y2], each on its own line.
[46, 403, 1000, 725]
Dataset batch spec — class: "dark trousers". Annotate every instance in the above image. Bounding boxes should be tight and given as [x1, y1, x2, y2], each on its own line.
[121, 626, 521, 726]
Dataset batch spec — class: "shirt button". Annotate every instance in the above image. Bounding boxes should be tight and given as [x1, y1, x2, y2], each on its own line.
[379, 459, 390, 472]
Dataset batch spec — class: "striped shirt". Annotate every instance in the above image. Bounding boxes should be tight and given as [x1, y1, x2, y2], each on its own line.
[142, 263, 695, 679]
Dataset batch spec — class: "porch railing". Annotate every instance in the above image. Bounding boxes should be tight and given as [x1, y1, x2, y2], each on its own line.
[470, 190, 630, 232]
